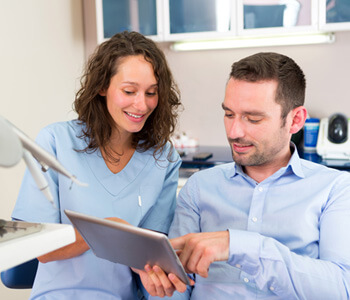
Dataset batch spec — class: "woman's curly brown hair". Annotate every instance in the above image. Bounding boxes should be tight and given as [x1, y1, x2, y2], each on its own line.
[73, 31, 181, 162]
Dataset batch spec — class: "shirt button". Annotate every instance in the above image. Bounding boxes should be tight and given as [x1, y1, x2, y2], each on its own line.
[258, 187, 263, 192]
[235, 264, 241, 268]
[252, 217, 258, 222]
[270, 286, 275, 291]
[243, 278, 249, 283]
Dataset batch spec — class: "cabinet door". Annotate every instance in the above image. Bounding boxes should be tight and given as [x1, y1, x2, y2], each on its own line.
[164, 0, 236, 41]
[237, 0, 319, 36]
[83, 0, 163, 58]
[102, 0, 158, 38]
[319, 0, 350, 31]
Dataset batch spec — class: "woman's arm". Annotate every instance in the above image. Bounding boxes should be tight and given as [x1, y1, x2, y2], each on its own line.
[38, 216, 128, 263]
[37, 228, 89, 263]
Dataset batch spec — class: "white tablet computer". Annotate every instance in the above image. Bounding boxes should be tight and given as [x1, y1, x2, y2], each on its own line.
[64, 210, 190, 285]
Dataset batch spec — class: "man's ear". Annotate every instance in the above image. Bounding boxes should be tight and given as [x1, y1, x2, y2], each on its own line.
[290, 106, 307, 134]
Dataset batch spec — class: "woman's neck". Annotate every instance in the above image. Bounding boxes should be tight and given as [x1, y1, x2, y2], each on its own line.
[101, 131, 135, 174]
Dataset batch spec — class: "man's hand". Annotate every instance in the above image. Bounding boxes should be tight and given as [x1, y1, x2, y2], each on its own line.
[171, 231, 229, 278]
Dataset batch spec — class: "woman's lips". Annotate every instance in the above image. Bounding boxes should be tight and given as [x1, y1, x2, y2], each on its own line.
[125, 111, 145, 122]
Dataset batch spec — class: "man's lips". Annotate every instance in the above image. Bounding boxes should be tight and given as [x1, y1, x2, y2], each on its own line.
[232, 143, 253, 153]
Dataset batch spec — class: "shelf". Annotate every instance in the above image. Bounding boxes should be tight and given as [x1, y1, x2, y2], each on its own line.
[0, 223, 75, 272]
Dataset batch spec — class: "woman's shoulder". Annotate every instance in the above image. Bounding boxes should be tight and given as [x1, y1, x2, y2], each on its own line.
[137, 141, 181, 169]
[36, 120, 86, 148]
[140, 141, 178, 157]
[40, 119, 82, 133]
[158, 142, 180, 162]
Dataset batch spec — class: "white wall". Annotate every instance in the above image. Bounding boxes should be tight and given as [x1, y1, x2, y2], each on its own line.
[0, 0, 84, 299]
[161, 31, 350, 146]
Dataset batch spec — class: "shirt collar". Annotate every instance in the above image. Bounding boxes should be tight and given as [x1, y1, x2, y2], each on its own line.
[287, 143, 305, 178]
[231, 142, 305, 179]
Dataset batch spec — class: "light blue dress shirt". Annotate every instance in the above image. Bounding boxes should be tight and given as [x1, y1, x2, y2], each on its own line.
[12, 120, 181, 300]
[152, 146, 350, 300]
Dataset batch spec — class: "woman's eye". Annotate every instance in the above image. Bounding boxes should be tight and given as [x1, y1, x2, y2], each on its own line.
[124, 90, 134, 95]
[146, 90, 157, 96]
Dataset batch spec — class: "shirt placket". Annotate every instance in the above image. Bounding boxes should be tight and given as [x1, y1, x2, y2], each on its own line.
[247, 182, 267, 233]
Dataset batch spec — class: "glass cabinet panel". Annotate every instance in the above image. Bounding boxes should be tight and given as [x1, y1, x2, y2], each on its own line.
[102, 0, 157, 38]
[319, 0, 350, 31]
[169, 0, 232, 34]
[326, 0, 350, 23]
[241, 0, 313, 30]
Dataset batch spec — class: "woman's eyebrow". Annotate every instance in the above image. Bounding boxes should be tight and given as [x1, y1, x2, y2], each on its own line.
[121, 82, 158, 88]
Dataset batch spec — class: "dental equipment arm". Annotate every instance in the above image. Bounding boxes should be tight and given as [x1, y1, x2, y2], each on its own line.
[0, 115, 87, 204]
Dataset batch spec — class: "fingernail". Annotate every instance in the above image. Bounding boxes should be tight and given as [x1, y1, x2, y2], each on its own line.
[153, 266, 160, 273]
[145, 265, 151, 272]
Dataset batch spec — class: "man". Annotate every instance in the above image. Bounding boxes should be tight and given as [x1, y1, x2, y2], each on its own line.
[140, 52, 350, 299]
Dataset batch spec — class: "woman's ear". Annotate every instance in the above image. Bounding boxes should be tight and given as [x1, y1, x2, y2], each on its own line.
[290, 106, 307, 134]
[99, 90, 106, 96]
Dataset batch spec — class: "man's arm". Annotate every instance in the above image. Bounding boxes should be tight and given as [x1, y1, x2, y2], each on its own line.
[223, 188, 350, 299]
[171, 231, 229, 278]
[148, 222, 349, 299]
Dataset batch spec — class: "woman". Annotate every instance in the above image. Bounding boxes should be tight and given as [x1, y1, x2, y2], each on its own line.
[12, 31, 182, 299]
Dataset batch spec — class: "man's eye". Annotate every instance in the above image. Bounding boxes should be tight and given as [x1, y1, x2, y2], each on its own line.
[242, 115, 262, 123]
[224, 113, 233, 118]
[247, 118, 262, 124]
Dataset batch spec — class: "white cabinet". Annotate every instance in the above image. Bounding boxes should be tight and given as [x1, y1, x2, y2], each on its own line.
[83, 0, 342, 55]
[102, 0, 158, 38]
[238, 0, 319, 36]
[83, 0, 164, 57]
[163, 0, 236, 41]
[83, 0, 236, 50]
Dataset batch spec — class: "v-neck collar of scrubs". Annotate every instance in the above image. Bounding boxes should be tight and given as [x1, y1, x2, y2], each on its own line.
[84, 147, 152, 196]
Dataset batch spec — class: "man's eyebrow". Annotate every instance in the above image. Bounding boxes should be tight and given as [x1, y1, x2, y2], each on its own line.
[221, 103, 266, 117]
[244, 111, 266, 117]
[221, 103, 230, 110]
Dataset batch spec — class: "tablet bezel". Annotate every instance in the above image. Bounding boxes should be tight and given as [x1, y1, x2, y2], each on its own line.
[64, 209, 190, 285]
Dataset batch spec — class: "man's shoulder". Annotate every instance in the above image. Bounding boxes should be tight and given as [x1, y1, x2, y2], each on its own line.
[190, 162, 235, 180]
[300, 158, 350, 181]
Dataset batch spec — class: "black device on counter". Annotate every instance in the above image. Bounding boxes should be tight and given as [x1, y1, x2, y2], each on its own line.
[328, 113, 348, 144]
[192, 152, 213, 161]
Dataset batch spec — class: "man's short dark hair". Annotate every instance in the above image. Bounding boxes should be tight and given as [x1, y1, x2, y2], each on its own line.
[230, 52, 306, 121]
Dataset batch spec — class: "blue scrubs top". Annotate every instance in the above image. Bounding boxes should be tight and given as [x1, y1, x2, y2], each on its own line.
[12, 120, 181, 300]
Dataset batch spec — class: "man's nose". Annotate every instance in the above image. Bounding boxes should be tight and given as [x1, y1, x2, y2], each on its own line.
[227, 119, 245, 139]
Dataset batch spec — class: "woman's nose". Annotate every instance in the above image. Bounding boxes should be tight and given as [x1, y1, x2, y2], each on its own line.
[134, 93, 147, 111]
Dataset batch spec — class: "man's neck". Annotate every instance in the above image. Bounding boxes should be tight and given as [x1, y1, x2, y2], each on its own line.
[243, 147, 294, 183]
